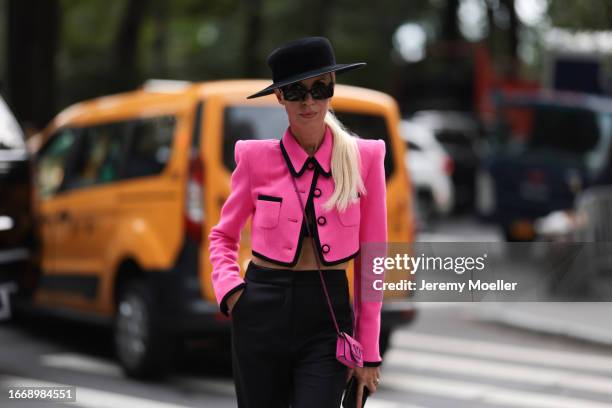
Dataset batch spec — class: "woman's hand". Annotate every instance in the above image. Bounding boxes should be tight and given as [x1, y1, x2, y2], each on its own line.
[346, 366, 381, 407]
[227, 289, 244, 315]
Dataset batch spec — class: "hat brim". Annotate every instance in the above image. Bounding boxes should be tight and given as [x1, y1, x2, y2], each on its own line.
[246, 62, 366, 99]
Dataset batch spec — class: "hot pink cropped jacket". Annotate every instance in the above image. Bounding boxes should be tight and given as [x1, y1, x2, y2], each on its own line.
[208, 125, 387, 365]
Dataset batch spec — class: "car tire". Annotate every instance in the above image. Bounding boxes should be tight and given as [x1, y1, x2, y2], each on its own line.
[114, 279, 175, 379]
[414, 190, 436, 230]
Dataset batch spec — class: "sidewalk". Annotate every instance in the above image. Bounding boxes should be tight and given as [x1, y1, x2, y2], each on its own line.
[474, 302, 612, 346]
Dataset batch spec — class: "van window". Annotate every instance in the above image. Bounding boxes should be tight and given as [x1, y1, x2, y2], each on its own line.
[222, 106, 287, 170]
[495, 104, 610, 164]
[36, 128, 78, 198]
[65, 123, 124, 190]
[333, 111, 395, 179]
[123, 116, 176, 179]
[407, 141, 421, 151]
[222, 106, 395, 179]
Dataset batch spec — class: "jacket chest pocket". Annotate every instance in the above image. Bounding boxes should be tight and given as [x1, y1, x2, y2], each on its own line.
[254, 195, 282, 229]
[337, 201, 360, 227]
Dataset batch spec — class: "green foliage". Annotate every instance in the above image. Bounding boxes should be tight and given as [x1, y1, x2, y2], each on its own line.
[548, 0, 612, 31]
[54, 0, 431, 108]
[19, 0, 612, 116]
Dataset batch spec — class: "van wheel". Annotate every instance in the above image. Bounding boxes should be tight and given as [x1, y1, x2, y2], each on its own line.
[114, 280, 174, 379]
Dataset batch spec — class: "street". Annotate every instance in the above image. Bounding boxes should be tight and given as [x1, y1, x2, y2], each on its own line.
[2, 303, 612, 407]
[1, 217, 611, 407]
[4, 1, 612, 405]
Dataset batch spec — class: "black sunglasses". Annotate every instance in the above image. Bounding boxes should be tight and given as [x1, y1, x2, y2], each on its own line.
[280, 80, 335, 102]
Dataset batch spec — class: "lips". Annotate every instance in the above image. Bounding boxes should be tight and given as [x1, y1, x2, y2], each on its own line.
[300, 111, 317, 119]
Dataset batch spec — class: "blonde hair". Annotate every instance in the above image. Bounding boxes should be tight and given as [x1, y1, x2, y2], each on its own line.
[323, 110, 366, 212]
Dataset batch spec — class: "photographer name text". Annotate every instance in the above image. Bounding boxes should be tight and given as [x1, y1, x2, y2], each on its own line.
[373, 279, 518, 292]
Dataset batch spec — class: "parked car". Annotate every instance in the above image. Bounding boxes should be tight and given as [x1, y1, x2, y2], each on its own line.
[0, 94, 32, 301]
[412, 110, 481, 212]
[535, 186, 612, 298]
[479, 91, 612, 241]
[400, 119, 454, 226]
[28, 79, 416, 378]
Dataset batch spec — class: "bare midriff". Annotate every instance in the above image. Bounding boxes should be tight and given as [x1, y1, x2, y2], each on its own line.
[251, 236, 349, 271]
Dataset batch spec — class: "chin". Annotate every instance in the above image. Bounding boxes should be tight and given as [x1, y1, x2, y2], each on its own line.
[300, 113, 320, 121]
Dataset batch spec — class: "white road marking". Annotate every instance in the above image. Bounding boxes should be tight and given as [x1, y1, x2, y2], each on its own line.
[0, 374, 419, 408]
[385, 349, 612, 396]
[166, 376, 236, 397]
[477, 303, 612, 346]
[365, 399, 424, 408]
[383, 373, 612, 408]
[40, 353, 122, 377]
[392, 331, 612, 373]
[0, 375, 192, 408]
[27, 339, 612, 408]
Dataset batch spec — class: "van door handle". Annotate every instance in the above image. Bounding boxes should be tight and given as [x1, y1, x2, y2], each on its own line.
[58, 210, 71, 222]
[84, 218, 95, 232]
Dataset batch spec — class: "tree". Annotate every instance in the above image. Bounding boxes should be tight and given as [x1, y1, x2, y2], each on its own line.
[501, 0, 519, 76]
[548, 0, 612, 30]
[7, 0, 60, 129]
[243, 0, 263, 77]
[441, 0, 461, 42]
[110, 0, 150, 92]
[151, 0, 169, 77]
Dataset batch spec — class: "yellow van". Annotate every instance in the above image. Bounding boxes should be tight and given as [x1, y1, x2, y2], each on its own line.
[30, 80, 415, 378]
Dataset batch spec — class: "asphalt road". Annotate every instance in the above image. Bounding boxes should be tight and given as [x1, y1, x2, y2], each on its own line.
[2, 303, 612, 408]
[1, 217, 611, 407]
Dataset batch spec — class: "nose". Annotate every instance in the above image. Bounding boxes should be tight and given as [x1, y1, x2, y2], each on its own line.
[302, 92, 315, 105]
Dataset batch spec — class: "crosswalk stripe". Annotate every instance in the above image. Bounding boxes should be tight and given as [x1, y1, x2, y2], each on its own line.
[166, 376, 236, 397]
[393, 331, 612, 373]
[0, 376, 192, 408]
[0, 374, 422, 408]
[383, 373, 612, 408]
[170, 376, 426, 407]
[27, 345, 612, 407]
[476, 303, 612, 346]
[365, 400, 424, 408]
[385, 349, 612, 396]
[40, 353, 122, 377]
[37, 353, 420, 405]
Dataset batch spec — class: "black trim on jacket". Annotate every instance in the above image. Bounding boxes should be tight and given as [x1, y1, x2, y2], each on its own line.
[257, 194, 283, 202]
[280, 139, 332, 178]
[220, 282, 246, 316]
[251, 167, 360, 267]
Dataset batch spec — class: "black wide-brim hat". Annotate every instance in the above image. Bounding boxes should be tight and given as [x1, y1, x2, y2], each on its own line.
[246, 36, 366, 99]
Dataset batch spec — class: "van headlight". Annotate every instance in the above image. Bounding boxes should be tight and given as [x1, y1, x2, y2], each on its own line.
[0, 216, 14, 232]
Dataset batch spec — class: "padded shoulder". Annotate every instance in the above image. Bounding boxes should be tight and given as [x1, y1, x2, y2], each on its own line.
[355, 137, 385, 173]
[234, 139, 279, 160]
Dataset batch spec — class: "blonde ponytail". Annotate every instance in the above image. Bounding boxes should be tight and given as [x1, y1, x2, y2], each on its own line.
[323, 110, 366, 212]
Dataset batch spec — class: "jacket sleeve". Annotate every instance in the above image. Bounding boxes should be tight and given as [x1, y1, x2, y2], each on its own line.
[353, 139, 387, 366]
[208, 140, 254, 316]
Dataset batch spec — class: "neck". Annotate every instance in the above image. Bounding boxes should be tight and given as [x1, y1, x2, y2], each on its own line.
[290, 122, 326, 156]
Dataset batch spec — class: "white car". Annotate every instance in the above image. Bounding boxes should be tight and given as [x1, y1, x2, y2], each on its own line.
[0, 93, 31, 310]
[411, 110, 482, 211]
[400, 120, 454, 225]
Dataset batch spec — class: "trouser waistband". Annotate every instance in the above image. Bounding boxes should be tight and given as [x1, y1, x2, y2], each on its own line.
[246, 261, 347, 286]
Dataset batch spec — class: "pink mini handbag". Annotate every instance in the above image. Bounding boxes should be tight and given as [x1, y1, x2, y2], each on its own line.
[290, 175, 364, 369]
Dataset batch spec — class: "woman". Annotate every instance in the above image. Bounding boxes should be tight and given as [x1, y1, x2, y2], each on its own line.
[209, 36, 387, 407]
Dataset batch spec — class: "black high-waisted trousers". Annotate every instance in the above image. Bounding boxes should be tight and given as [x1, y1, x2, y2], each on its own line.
[231, 261, 354, 408]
